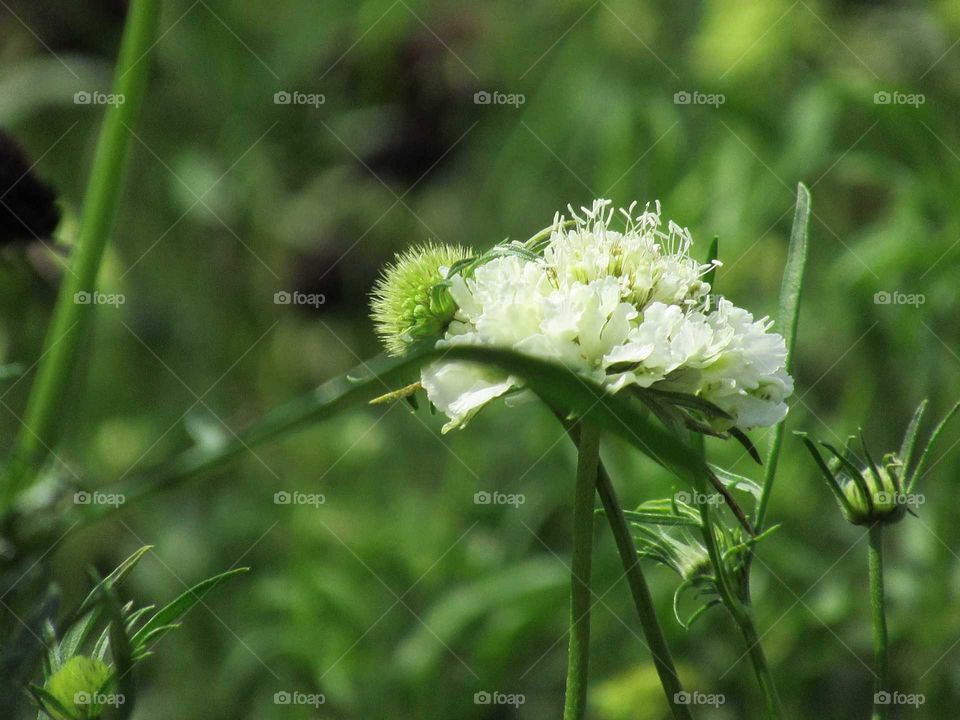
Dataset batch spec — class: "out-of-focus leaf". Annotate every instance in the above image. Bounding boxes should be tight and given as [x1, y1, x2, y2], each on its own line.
[114, 346, 714, 508]
[898, 400, 927, 476]
[908, 400, 960, 492]
[54, 546, 152, 672]
[130, 567, 248, 652]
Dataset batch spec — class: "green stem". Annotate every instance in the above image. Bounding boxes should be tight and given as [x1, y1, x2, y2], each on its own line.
[564, 421, 599, 720]
[698, 482, 782, 719]
[3, 0, 161, 510]
[595, 462, 694, 720]
[736, 610, 784, 720]
[869, 524, 888, 720]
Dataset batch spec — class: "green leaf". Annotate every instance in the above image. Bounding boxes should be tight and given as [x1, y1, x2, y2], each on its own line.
[622, 510, 702, 528]
[898, 400, 927, 478]
[908, 401, 960, 492]
[822, 442, 873, 515]
[709, 465, 762, 500]
[796, 433, 855, 518]
[113, 346, 715, 508]
[53, 546, 152, 672]
[130, 567, 248, 652]
[756, 182, 811, 530]
[124, 604, 155, 636]
[101, 581, 135, 720]
[778, 183, 811, 372]
[28, 684, 73, 720]
[859, 430, 885, 490]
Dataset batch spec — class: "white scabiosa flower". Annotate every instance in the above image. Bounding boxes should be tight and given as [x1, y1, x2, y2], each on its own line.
[372, 200, 793, 433]
[423, 256, 637, 430]
[696, 299, 793, 429]
[544, 200, 712, 309]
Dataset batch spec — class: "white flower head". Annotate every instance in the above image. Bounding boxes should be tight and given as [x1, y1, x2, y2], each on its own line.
[375, 200, 792, 434]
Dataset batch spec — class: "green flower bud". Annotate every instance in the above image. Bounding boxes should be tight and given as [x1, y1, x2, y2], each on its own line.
[44, 656, 113, 720]
[837, 454, 907, 526]
[370, 243, 471, 356]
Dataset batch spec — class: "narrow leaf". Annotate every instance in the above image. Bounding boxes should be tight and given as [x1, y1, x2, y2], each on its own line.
[102, 582, 136, 720]
[709, 465, 763, 500]
[898, 400, 927, 476]
[756, 182, 811, 530]
[796, 434, 856, 518]
[130, 568, 248, 651]
[730, 427, 762, 464]
[54, 546, 152, 671]
[908, 401, 960, 492]
[822, 442, 873, 515]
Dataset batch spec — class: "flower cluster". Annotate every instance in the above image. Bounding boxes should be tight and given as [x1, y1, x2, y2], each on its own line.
[372, 200, 793, 433]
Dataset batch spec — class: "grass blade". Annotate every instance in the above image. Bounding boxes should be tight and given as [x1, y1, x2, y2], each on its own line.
[4, 0, 162, 510]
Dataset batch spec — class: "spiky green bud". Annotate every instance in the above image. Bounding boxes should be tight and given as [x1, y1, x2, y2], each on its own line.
[370, 242, 471, 356]
[44, 656, 113, 720]
[836, 453, 908, 526]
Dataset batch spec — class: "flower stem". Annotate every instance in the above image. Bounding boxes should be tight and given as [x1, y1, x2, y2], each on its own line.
[869, 523, 888, 720]
[595, 462, 695, 720]
[2, 0, 161, 510]
[735, 609, 784, 720]
[564, 421, 600, 720]
[698, 484, 782, 719]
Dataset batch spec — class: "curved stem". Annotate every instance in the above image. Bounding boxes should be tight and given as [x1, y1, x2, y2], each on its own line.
[564, 421, 599, 720]
[3, 0, 161, 510]
[595, 463, 694, 720]
[869, 524, 888, 720]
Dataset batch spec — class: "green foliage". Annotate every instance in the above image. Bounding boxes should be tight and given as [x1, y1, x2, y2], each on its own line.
[27, 548, 246, 720]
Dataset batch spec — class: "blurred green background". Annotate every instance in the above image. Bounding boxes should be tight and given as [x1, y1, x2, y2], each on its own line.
[3, 0, 960, 717]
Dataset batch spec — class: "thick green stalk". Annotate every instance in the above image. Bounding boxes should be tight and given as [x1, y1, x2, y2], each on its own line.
[595, 463, 694, 720]
[869, 524, 888, 720]
[3, 0, 161, 509]
[564, 422, 600, 720]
